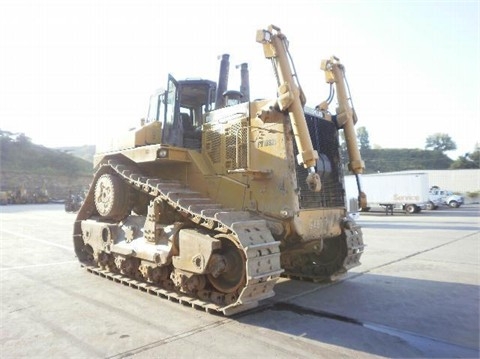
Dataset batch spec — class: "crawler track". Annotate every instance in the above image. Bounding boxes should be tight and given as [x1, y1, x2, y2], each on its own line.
[73, 158, 283, 315]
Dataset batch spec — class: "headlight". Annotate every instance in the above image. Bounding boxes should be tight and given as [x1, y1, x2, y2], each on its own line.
[157, 148, 169, 158]
[256, 29, 272, 44]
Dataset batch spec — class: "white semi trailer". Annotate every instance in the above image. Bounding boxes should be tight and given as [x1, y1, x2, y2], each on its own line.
[344, 172, 431, 214]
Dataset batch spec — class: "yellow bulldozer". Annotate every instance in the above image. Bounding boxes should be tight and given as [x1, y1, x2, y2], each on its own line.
[74, 25, 366, 315]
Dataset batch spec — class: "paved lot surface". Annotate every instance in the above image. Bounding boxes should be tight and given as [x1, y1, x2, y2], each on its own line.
[1, 204, 479, 358]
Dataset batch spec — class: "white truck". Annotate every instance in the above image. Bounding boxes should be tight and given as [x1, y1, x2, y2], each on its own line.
[428, 186, 464, 209]
[344, 172, 431, 214]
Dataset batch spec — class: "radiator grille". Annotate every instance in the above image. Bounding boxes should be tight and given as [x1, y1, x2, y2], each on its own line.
[294, 112, 345, 209]
[225, 122, 248, 170]
[205, 127, 221, 163]
[205, 119, 248, 170]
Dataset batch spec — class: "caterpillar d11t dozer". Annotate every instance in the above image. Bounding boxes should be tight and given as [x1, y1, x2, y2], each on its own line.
[73, 25, 365, 315]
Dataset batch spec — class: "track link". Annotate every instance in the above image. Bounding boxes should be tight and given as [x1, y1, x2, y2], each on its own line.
[74, 158, 283, 315]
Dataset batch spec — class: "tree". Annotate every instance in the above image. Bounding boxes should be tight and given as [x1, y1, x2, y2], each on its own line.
[450, 143, 480, 169]
[0, 129, 14, 142]
[469, 143, 480, 165]
[357, 126, 371, 150]
[16, 133, 31, 144]
[425, 133, 457, 152]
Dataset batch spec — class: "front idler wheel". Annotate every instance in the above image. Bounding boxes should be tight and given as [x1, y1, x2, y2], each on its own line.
[94, 173, 131, 220]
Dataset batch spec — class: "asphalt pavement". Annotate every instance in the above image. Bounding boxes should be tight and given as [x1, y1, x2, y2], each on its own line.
[1, 203, 479, 358]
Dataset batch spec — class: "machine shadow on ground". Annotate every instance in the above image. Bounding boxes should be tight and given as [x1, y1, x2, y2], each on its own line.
[238, 273, 480, 358]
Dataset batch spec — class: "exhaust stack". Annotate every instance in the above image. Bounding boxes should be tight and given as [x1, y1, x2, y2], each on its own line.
[215, 54, 230, 109]
[238, 63, 250, 102]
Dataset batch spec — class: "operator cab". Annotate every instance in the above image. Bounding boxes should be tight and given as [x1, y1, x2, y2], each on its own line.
[146, 75, 216, 149]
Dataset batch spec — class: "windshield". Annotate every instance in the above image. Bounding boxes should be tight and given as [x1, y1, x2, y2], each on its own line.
[146, 90, 165, 123]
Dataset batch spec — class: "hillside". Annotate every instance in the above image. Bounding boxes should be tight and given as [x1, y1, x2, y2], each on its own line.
[360, 148, 453, 173]
[56, 145, 95, 163]
[0, 129, 458, 200]
[1, 138, 93, 175]
[0, 132, 93, 200]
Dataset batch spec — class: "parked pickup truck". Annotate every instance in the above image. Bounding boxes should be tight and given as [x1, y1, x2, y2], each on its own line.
[428, 187, 464, 209]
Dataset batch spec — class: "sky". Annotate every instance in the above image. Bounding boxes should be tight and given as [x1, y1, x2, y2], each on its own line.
[0, 0, 478, 160]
